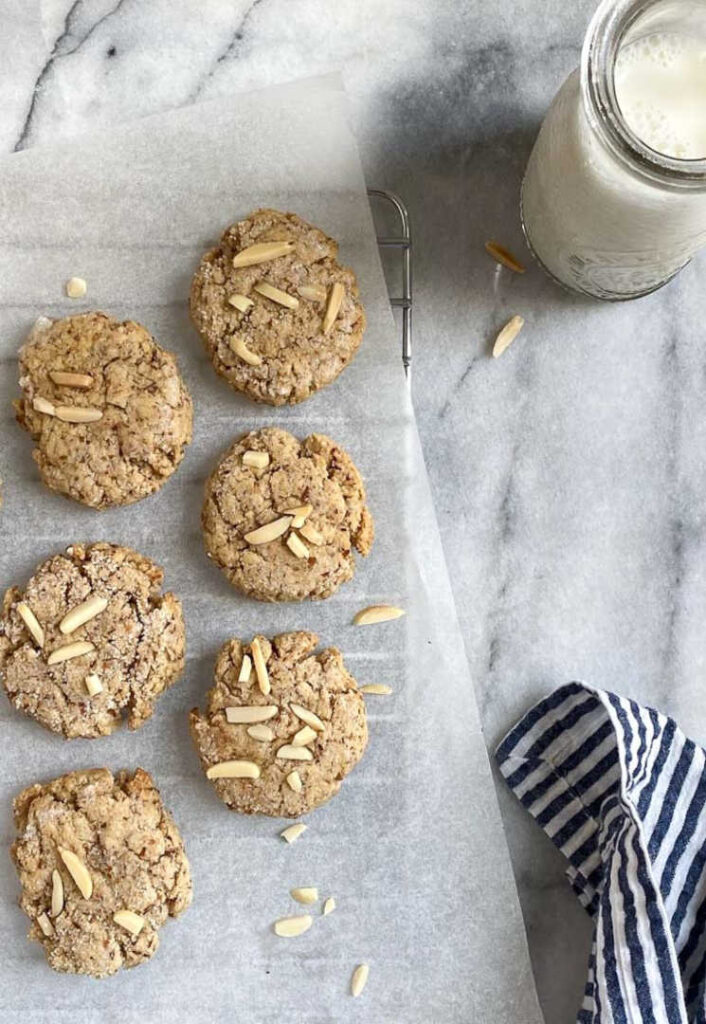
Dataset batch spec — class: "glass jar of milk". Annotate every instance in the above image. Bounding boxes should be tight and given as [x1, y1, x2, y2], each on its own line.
[521, 0, 706, 299]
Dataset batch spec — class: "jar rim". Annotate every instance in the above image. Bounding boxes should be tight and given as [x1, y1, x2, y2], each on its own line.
[581, 0, 706, 191]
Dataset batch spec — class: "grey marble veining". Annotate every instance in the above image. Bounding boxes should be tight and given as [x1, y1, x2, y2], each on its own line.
[3, 2, 706, 1021]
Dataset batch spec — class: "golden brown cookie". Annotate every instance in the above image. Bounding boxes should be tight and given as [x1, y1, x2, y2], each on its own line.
[201, 427, 374, 602]
[189, 208, 366, 405]
[15, 312, 193, 509]
[190, 632, 368, 817]
[0, 542, 185, 739]
[11, 768, 192, 978]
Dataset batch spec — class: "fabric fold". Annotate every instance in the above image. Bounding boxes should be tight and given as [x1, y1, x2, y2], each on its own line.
[497, 683, 706, 1024]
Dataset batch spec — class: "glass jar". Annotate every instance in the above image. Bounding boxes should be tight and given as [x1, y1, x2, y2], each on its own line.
[521, 0, 706, 300]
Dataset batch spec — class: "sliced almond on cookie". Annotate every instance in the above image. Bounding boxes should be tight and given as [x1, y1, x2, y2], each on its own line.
[32, 396, 56, 416]
[290, 703, 325, 732]
[49, 371, 93, 388]
[16, 602, 44, 648]
[47, 640, 95, 665]
[299, 522, 324, 546]
[251, 637, 271, 696]
[286, 532, 310, 559]
[85, 673, 103, 696]
[228, 293, 254, 313]
[247, 723, 274, 741]
[232, 241, 294, 268]
[113, 909, 146, 936]
[59, 594, 107, 635]
[244, 516, 292, 545]
[276, 744, 313, 761]
[51, 870, 64, 917]
[206, 760, 260, 780]
[286, 770, 303, 793]
[253, 281, 299, 310]
[292, 725, 317, 747]
[55, 405, 102, 423]
[230, 336, 262, 366]
[280, 504, 312, 528]
[242, 450, 270, 469]
[298, 284, 327, 302]
[225, 704, 277, 724]
[322, 282, 345, 334]
[58, 847, 92, 899]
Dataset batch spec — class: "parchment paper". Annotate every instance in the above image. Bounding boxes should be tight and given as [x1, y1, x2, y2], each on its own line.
[0, 76, 541, 1023]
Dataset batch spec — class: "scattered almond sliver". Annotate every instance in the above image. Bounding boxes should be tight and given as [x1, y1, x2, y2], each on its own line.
[280, 504, 312, 529]
[242, 450, 270, 470]
[485, 240, 526, 274]
[47, 640, 95, 666]
[59, 594, 107, 635]
[230, 336, 262, 366]
[281, 822, 307, 844]
[292, 725, 317, 747]
[16, 601, 44, 648]
[291, 887, 318, 905]
[286, 532, 310, 559]
[299, 521, 324, 546]
[298, 284, 327, 302]
[251, 638, 271, 696]
[228, 293, 254, 313]
[322, 282, 345, 334]
[65, 277, 87, 299]
[492, 315, 525, 358]
[290, 703, 325, 732]
[351, 963, 370, 998]
[254, 281, 299, 310]
[323, 896, 336, 916]
[360, 683, 393, 695]
[55, 405, 102, 423]
[49, 371, 93, 388]
[276, 744, 313, 761]
[353, 605, 405, 626]
[113, 909, 146, 936]
[85, 673, 103, 696]
[232, 241, 294, 268]
[238, 654, 253, 683]
[244, 516, 292, 545]
[58, 847, 93, 899]
[37, 912, 54, 937]
[225, 704, 277, 724]
[274, 914, 312, 938]
[247, 723, 274, 742]
[32, 396, 56, 416]
[206, 760, 260, 780]
[51, 870, 64, 917]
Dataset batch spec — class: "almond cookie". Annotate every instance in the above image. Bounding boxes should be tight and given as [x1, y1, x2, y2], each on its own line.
[202, 427, 374, 602]
[190, 632, 368, 817]
[189, 208, 366, 405]
[11, 768, 192, 978]
[0, 542, 185, 739]
[15, 312, 193, 509]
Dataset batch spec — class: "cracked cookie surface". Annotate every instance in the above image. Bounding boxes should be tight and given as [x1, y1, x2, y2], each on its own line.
[202, 427, 374, 602]
[190, 632, 368, 817]
[15, 312, 193, 509]
[0, 542, 185, 739]
[11, 767, 192, 978]
[190, 208, 366, 405]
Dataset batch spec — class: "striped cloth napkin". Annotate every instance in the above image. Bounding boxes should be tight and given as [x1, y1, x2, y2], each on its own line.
[496, 682, 706, 1024]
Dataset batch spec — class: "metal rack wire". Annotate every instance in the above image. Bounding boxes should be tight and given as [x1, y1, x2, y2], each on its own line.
[367, 189, 412, 376]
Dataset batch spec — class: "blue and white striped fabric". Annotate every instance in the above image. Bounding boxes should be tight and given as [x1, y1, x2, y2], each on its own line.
[496, 682, 706, 1024]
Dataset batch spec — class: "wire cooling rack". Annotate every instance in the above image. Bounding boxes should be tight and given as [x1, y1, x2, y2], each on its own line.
[367, 189, 412, 376]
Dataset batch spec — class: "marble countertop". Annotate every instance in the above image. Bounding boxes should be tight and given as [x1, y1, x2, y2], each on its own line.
[4, 1, 706, 1020]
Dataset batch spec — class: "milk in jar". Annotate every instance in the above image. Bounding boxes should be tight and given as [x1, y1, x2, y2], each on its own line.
[521, 0, 706, 300]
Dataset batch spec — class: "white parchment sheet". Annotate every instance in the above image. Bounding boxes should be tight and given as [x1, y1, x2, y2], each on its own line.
[0, 76, 541, 1023]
